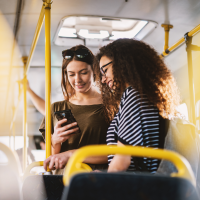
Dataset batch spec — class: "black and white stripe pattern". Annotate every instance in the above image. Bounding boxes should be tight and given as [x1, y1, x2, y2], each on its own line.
[107, 86, 160, 173]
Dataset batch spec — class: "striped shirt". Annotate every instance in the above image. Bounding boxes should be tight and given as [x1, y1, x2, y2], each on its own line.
[107, 86, 160, 173]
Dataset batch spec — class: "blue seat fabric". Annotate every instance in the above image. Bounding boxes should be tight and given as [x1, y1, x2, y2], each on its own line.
[61, 172, 199, 200]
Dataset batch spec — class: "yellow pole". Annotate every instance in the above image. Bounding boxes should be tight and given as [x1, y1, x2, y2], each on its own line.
[44, 1, 52, 171]
[13, 122, 15, 150]
[22, 56, 28, 172]
[161, 24, 173, 52]
[188, 24, 200, 37]
[9, 129, 11, 148]
[184, 34, 196, 124]
[161, 23, 200, 57]
[10, 5, 45, 131]
[10, 87, 22, 130]
[12, 107, 16, 150]
[24, 6, 45, 74]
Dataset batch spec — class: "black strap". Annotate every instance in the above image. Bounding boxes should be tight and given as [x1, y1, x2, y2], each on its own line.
[159, 115, 169, 149]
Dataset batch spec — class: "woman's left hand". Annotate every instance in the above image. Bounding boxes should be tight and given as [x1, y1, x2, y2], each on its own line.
[43, 150, 76, 171]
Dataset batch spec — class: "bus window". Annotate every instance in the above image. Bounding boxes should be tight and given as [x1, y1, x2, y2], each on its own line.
[177, 103, 189, 120]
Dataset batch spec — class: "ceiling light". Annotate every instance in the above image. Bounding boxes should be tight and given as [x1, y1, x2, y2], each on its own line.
[58, 28, 77, 38]
[80, 17, 88, 21]
[109, 21, 148, 40]
[54, 16, 157, 47]
[78, 29, 110, 39]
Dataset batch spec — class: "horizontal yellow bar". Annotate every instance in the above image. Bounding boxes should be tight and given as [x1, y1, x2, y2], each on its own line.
[188, 24, 200, 37]
[161, 23, 200, 57]
[63, 145, 196, 187]
[23, 161, 43, 180]
[168, 37, 185, 52]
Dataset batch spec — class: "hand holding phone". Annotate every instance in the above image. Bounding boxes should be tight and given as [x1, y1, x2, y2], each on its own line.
[54, 110, 80, 135]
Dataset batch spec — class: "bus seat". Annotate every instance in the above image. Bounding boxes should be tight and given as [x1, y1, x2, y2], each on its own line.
[22, 175, 64, 200]
[0, 166, 22, 200]
[0, 142, 22, 200]
[61, 145, 199, 200]
[61, 172, 199, 200]
[157, 118, 200, 196]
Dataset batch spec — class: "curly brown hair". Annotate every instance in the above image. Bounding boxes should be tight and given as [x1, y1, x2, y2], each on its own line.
[96, 39, 180, 122]
[61, 45, 99, 100]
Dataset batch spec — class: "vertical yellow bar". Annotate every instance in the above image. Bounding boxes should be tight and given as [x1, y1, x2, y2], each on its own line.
[164, 31, 169, 51]
[23, 57, 28, 172]
[13, 122, 15, 150]
[187, 50, 196, 124]
[161, 24, 173, 52]
[45, 3, 52, 171]
[9, 129, 11, 148]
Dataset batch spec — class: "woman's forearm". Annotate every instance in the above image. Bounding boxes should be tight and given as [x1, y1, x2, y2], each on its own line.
[27, 88, 45, 115]
[84, 155, 108, 164]
[108, 154, 131, 172]
[108, 141, 131, 172]
[52, 148, 108, 164]
[51, 143, 61, 155]
[44, 149, 108, 171]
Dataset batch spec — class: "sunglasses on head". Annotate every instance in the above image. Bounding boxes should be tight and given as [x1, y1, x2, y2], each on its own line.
[62, 48, 92, 60]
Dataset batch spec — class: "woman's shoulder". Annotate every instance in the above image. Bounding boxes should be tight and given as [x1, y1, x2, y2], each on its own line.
[122, 86, 140, 100]
[51, 100, 70, 111]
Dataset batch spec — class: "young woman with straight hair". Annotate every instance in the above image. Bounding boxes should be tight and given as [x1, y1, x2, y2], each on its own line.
[40, 45, 109, 173]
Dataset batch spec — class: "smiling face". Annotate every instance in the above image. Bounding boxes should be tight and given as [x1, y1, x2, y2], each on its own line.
[99, 56, 114, 89]
[66, 60, 94, 93]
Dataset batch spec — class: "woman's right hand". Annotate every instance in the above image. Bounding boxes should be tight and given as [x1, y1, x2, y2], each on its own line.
[19, 79, 30, 89]
[52, 118, 79, 147]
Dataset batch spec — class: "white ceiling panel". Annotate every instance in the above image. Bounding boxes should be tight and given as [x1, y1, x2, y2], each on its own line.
[0, 0, 18, 14]
[0, 0, 200, 137]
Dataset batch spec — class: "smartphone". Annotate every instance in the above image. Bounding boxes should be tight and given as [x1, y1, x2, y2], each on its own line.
[54, 109, 80, 134]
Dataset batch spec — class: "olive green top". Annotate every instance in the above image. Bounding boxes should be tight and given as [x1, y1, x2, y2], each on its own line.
[39, 100, 109, 171]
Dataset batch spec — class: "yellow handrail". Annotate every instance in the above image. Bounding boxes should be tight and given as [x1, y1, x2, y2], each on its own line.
[24, 6, 45, 75]
[10, 5, 45, 130]
[161, 23, 200, 57]
[0, 142, 21, 175]
[161, 24, 173, 52]
[63, 145, 196, 187]
[22, 57, 28, 172]
[23, 161, 44, 180]
[44, 0, 52, 172]
[9, 0, 53, 173]
[10, 87, 23, 130]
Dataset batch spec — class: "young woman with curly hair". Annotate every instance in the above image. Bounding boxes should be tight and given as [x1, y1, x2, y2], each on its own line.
[96, 38, 180, 173]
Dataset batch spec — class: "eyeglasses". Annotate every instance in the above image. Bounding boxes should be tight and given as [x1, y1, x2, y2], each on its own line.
[62, 48, 92, 60]
[100, 61, 112, 77]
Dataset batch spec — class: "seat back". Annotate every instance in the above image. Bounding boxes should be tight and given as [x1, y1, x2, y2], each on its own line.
[22, 175, 64, 200]
[61, 173, 199, 200]
[0, 142, 22, 200]
[157, 118, 200, 196]
[0, 166, 22, 200]
[61, 145, 198, 200]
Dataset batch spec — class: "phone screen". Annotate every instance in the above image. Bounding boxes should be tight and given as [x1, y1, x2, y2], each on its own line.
[54, 110, 80, 134]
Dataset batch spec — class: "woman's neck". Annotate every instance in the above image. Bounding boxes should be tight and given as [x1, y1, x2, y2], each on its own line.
[69, 86, 102, 105]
